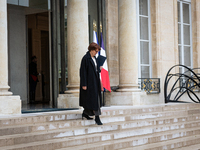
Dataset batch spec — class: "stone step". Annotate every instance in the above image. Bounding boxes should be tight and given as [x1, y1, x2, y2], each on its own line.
[174, 143, 200, 150]
[0, 124, 199, 150]
[1, 118, 200, 149]
[0, 103, 199, 128]
[0, 109, 199, 138]
[56, 132, 200, 150]
[56, 128, 200, 150]
[129, 134, 200, 150]
[0, 108, 196, 137]
[0, 104, 200, 149]
[0, 113, 195, 147]
[0, 115, 126, 136]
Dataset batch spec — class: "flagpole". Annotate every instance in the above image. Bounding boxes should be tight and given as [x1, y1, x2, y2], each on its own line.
[103, 90, 105, 106]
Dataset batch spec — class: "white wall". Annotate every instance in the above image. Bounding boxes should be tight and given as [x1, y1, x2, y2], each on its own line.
[8, 5, 27, 103]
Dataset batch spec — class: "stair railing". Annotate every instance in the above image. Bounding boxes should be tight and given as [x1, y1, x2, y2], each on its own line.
[164, 64, 200, 103]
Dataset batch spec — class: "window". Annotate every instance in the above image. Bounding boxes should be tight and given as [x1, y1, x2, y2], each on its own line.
[178, 0, 192, 72]
[88, 0, 106, 45]
[138, 0, 152, 78]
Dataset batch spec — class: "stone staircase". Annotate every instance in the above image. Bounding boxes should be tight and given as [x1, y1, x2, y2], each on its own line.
[0, 103, 200, 150]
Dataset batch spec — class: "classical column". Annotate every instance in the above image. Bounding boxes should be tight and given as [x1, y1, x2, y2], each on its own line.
[117, 0, 140, 92]
[0, 0, 12, 96]
[58, 0, 88, 108]
[0, 0, 21, 114]
[65, 0, 89, 94]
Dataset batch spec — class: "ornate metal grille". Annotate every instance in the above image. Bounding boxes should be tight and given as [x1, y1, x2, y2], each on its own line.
[139, 78, 160, 94]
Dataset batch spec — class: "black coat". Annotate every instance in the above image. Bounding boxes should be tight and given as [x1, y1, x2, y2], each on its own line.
[79, 51, 102, 111]
[29, 62, 38, 76]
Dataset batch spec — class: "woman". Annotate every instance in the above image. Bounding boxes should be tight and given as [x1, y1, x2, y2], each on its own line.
[79, 42, 103, 125]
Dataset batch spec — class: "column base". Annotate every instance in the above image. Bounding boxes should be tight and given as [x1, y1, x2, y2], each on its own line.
[0, 85, 13, 96]
[64, 89, 79, 94]
[116, 88, 141, 92]
[65, 85, 79, 94]
[104, 91, 160, 106]
[57, 93, 81, 108]
[116, 84, 140, 92]
[0, 95, 21, 114]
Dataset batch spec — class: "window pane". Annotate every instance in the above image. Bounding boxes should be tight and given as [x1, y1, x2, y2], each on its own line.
[183, 3, 190, 24]
[178, 24, 181, 44]
[184, 25, 190, 45]
[88, 0, 98, 43]
[179, 67, 183, 74]
[185, 68, 191, 77]
[140, 17, 149, 40]
[140, 41, 149, 64]
[29, 0, 49, 10]
[184, 46, 191, 66]
[179, 46, 182, 64]
[139, 0, 148, 16]
[19, 0, 29, 7]
[178, 2, 180, 22]
[141, 66, 150, 78]
[7, 0, 18, 5]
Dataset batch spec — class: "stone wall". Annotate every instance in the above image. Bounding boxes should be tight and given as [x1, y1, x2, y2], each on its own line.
[7, 5, 27, 103]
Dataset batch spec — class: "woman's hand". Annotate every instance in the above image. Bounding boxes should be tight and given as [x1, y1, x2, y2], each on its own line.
[100, 66, 103, 71]
[82, 86, 87, 90]
[100, 80, 104, 91]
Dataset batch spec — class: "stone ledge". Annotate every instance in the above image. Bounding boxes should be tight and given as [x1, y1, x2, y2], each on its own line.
[104, 91, 162, 106]
[0, 96, 21, 114]
[57, 93, 81, 109]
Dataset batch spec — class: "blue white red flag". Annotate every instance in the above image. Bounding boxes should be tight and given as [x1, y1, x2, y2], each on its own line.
[93, 30, 100, 57]
[97, 33, 111, 92]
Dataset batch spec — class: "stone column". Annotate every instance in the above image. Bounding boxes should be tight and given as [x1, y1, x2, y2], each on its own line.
[0, 0, 12, 96]
[105, 0, 146, 106]
[58, 0, 89, 108]
[0, 0, 21, 114]
[65, 0, 89, 94]
[117, 0, 140, 92]
[105, 0, 119, 87]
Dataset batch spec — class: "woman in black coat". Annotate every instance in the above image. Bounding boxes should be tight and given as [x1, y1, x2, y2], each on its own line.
[79, 42, 103, 125]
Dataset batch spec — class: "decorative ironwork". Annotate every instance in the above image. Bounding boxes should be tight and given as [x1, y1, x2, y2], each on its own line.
[164, 65, 200, 103]
[139, 78, 160, 94]
[93, 20, 97, 32]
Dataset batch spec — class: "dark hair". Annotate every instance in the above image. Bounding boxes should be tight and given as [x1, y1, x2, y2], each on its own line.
[31, 56, 37, 61]
[88, 42, 101, 52]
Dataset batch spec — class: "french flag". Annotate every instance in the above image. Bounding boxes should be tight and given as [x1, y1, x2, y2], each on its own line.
[97, 33, 111, 92]
[93, 30, 99, 57]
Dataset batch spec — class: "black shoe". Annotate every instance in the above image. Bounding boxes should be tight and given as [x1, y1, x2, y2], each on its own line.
[82, 113, 93, 120]
[95, 116, 103, 125]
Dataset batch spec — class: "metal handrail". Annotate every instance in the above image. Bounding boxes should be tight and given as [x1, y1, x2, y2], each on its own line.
[164, 65, 200, 103]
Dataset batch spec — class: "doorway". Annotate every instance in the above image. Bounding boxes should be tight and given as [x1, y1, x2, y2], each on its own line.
[27, 12, 51, 110]
[8, 1, 68, 113]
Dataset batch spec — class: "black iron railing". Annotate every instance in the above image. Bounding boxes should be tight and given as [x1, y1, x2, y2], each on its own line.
[164, 65, 200, 103]
[139, 78, 160, 94]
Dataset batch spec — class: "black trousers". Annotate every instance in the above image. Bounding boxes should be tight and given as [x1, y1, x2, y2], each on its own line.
[30, 77, 37, 101]
[83, 95, 101, 116]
